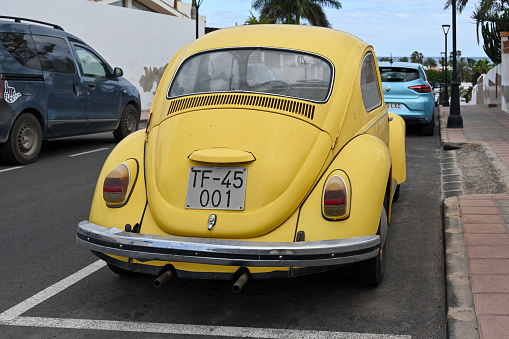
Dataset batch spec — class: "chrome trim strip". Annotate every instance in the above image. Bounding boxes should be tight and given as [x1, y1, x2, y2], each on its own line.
[364, 111, 388, 133]
[77, 220, 379, 267]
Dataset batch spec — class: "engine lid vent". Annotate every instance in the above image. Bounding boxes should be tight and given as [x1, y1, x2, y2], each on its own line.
[168, 94, 315, 120]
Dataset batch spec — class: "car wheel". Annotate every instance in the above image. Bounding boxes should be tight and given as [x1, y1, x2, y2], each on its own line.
[113, 104, 139, 142]
[352, 204, 387, 286]
[107, 263, 139, 276]
[421, 115, 435, 136]
[0, 113, 42, 165]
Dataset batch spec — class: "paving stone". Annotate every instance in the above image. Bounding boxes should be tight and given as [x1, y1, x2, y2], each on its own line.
[471, 275, 509, 293]
[473, 294, 509, 315]
[462, 223, 507, 234]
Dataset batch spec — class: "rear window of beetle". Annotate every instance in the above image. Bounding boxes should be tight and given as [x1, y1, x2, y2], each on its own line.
[168, 48, 333, 103]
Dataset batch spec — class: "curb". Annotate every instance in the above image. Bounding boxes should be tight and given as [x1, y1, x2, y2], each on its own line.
[443, 197, 480, 339]
[438, 106, 480, 338]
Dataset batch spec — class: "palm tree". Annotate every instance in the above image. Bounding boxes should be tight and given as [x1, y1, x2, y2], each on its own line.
[252, 0, 342, 27]
[424, 57, 438, 68]
[410, 51, 424, 64]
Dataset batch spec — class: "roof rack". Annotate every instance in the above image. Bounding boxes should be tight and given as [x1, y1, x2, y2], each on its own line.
[0, 16, 64, 31]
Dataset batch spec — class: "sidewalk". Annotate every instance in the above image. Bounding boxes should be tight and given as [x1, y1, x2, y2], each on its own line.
[440, 105, 509, 339]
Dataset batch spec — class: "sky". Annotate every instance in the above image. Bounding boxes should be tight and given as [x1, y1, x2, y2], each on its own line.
[190, 0, 487, 59]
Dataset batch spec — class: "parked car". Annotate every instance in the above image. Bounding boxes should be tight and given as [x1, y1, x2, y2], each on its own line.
[77, 25, 406, 290]
[378, 62, 435, 136]
[0, 16, 141, 164]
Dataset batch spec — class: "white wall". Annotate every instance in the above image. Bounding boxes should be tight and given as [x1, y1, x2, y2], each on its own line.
[2, 0, 204, 110]
[501, 34, 509, 112]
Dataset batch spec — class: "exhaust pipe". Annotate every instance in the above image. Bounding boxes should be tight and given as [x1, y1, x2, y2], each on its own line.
[232, 271, 250, 293]
[153, 270, 174, 288]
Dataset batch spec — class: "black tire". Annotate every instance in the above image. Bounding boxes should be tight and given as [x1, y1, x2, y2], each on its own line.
[113, 104, 139, 142]
[0, 113, 42, 165]
[393, 184, 401, 202]
[352, 205, 387, 286]
[421, 115, 435, 136]
[107, 263, 139, 276]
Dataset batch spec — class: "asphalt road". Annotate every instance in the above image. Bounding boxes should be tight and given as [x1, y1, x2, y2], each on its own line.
[0, 121, 445, 338]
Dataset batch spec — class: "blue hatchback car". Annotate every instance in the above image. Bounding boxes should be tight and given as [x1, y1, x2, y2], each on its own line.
[378, 62, 435, 136]
[0, 17, 141, 164]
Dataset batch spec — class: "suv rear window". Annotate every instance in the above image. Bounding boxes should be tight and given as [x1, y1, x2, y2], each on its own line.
[379, 67, 419, 82]
[0, 32, 41, 70]
[168, 48, 333, 102]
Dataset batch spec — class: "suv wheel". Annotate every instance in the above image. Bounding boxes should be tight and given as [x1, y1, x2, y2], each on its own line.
[0, 113, 42, 165]
[113, 104, 139, 142]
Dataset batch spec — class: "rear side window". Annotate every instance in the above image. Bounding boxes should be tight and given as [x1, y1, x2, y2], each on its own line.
[0, 32, 41, 70]
[360, 53, 381, 112]
[379, 67, 419, 82]
[31, 35, 75, 74]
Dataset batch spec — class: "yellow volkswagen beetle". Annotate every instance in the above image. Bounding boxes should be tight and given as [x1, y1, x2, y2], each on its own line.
[77, 25, 406, 291]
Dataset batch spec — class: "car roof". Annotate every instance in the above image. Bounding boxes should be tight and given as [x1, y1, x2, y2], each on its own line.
[378, 61, 423, 70]
[180, 24, 371, 66]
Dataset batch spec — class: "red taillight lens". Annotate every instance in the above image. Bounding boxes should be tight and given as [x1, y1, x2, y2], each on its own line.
[103, 164, 130, 204]
[323, 175, 349, 219]
[408, 85, 431, 93]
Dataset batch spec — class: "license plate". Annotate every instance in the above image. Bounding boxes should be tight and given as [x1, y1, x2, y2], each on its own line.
[185, 166, 247, 210]
[388, 103, 401, 109]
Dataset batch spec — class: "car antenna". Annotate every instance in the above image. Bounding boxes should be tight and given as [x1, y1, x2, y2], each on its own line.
[390, 53, 393, 65]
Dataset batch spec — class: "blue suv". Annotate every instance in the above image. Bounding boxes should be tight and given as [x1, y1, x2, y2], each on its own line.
[0, 17, 141, 164]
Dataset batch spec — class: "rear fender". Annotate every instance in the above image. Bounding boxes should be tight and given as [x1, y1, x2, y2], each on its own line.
[389, 112, 406, 186]
[89, 130, 147, 228]
[297, 134, 391, 242]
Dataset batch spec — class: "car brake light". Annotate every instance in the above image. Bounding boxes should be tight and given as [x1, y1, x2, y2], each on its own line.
[408, 85, 431, 93]
[103, 163, 131, 204]
[323, 175, 349, 219]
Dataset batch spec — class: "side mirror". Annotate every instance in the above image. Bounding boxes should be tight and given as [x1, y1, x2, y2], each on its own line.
[114, 67, 123, 77]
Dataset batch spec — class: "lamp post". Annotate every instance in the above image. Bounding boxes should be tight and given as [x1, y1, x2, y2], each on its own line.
[441, 24, 450, 106]
[192, 0, 204, 39]
[447, 0, 463, 128]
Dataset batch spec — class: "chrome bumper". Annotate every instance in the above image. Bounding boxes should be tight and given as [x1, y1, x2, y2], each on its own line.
[76, 220, 380, 267]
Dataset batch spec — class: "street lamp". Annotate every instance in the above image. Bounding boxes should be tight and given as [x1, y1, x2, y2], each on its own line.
[447, 1, 463, 128]
[192, 0, 204, 39]
[441, 24, 450, 106]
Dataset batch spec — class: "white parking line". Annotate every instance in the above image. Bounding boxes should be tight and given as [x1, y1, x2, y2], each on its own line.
[68, 148, 109, 158]
[1, 316, 411, 338]
[0, 260, 411, 339]
[0, 260, 105, 321]
[0, 166, 23, 173]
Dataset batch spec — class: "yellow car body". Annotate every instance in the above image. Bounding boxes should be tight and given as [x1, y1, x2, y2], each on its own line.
[77, 25, 406, 288]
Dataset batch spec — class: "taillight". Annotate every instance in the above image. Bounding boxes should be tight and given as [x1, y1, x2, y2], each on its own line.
[103, 163, 130, 204]
[103, 159, 139, 207]
[322, 174, 350, 219]
[408, 85, 431, 93]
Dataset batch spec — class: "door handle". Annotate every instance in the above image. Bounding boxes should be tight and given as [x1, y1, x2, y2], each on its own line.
[73, 83, 79, 96]
[88, 83, 96, 90]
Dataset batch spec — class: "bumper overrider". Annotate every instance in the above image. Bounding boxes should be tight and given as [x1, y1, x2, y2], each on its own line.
[76, 220, 380, 268]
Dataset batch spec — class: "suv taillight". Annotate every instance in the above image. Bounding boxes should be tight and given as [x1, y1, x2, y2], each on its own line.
[408, 85, 431, 93]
